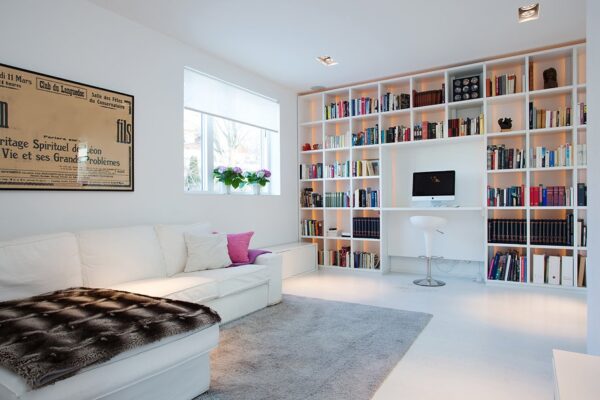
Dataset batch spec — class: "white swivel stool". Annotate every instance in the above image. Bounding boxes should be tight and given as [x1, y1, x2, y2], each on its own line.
[410, 215, 447, 287]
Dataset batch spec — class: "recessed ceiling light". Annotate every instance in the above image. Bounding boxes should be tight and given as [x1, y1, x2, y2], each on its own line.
[316, 56, 338, 67]
[518, 3, 539, 23]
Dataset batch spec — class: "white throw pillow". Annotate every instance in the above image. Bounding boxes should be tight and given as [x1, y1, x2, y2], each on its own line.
[155, 222, 212, 276]
[184, 233, 232, 272]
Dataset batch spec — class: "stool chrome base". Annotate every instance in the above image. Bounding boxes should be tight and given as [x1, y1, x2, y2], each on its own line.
[413, 256, 445, 287]
[413, 277, 446, 287]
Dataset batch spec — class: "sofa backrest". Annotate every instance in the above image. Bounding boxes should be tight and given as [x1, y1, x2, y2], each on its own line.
[154, 222, 212, 276]
[78, 225, 167, 287]
[0, 232, 83, 301]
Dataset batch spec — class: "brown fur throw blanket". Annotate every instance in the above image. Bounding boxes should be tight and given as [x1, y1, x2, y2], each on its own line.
[0, 287, 221, 389]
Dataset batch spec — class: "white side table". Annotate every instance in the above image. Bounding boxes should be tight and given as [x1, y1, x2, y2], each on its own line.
[264, 242, 317, 279]
[553, 349, 600, 399]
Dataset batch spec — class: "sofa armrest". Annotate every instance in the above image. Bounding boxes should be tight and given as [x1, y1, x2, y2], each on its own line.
[255, 253, 282, 305]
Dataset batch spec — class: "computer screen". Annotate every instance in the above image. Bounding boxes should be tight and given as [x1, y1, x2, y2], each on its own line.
[412, 170, 455, 200]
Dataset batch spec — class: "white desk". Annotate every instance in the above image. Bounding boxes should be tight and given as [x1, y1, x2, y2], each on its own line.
[553, 349, 600, 399]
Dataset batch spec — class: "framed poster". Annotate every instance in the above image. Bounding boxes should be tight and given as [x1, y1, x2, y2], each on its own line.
[0, 63, 133, 191]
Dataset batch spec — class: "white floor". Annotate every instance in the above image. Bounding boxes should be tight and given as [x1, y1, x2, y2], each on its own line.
[283, 269, 587, 400]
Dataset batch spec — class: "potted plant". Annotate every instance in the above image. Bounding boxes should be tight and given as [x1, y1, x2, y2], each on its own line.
[213, 166, 245, 194]
[245, 169, 271, 195]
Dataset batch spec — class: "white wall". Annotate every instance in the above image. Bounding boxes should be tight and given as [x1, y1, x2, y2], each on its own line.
[0, 0, 298, 246]
[586, 0, 600, 355]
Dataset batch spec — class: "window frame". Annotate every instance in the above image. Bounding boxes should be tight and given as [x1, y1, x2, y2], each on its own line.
[183, 106, 278, 195]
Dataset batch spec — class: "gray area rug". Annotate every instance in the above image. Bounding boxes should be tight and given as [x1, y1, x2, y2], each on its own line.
[197, 295, 432, 400]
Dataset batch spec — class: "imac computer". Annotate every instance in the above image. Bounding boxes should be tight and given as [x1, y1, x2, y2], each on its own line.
[412, 170, 455, 206]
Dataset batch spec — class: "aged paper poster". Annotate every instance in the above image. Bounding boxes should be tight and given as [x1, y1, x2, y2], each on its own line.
[0, 64, 133, 190]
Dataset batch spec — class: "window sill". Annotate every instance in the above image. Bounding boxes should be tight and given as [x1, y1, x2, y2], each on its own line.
[184, 190, 279, 196]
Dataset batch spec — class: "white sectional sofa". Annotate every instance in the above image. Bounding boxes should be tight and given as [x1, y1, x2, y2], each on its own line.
[0, 223, 282, 400]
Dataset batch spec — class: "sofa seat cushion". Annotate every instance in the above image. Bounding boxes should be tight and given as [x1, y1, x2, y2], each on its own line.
[175, 264, 269, 299]
[108, 275, 218, 304]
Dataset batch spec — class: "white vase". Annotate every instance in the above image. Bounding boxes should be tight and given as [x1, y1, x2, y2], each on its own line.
[219, 182, 231, 194]
[253, 185, 261, 195]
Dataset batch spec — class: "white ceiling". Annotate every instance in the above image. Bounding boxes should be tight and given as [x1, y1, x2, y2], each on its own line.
[90, 0, 586, 92]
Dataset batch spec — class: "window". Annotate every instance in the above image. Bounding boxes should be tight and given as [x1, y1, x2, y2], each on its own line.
[183, 68, 280, 194]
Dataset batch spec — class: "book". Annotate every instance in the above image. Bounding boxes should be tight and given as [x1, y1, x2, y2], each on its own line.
[488, 250, 526, 282]
[325, 100, 350, 120]
[352, 217, 380, 239]
[301, 219, 323, 237]
[533, 254, 546, 284]
[353, 251, 380, 269]
[352, 124, 379, 146]
[325, 160, 350, 178]
[577, 183, 587, 206]
[352, 159, 379, 177]
[301, 188, 322, 208]
[547, 256, 561, 285]
[529, 185, 573, 207]
[577, 255, 587, 287]
[447, 114, 484, 137]
[561, 256, 574, 287]
[412, 84, 445, 107]
[325, 134, 348, 149]
[529, 63, 534, 91]
[380, 92, 410, 112]
[530, 144, 573, 168]
[487, 145, 526, 170]
[487, 73, 518, 96]
[325, 192, 350, 208]
[488, 185, 525, 207]
[528, 102, 571, 129]
[299, 163, 323, 179]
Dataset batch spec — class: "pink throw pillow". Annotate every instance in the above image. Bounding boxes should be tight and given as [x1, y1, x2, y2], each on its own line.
[227, 231, 254, 263]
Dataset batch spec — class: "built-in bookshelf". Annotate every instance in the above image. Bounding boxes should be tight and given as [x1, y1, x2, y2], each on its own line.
[298, 44, 587, 288]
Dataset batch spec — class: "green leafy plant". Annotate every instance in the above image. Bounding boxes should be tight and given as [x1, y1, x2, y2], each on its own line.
[213, 166, 245, 189]
[244, 169, 272, 187]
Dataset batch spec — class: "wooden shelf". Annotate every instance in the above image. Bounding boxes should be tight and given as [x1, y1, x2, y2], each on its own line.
[380, 108, 410, 116]
[412, 103, 445, 112]
[381, 135, 483, 148]
[529, 166, 574, 172]
[487, 169, 526, 174]
[529, 126, 572, 135]
[487, 130, 527, 138]
[324, 147, 351, 152]
[530, 245, 574, 250]
[324, 116, 350, 123]
[299, 120, 323, 127]
[528, 85, 574, 98]
[300, 149, 323, 154]
[487, 243, 527, 248]
[485, 92, 526, 103]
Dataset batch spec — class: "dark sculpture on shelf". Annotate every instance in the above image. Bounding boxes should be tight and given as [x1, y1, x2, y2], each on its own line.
[498, 118, 513, 131]
[543, 67, 558, 89]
